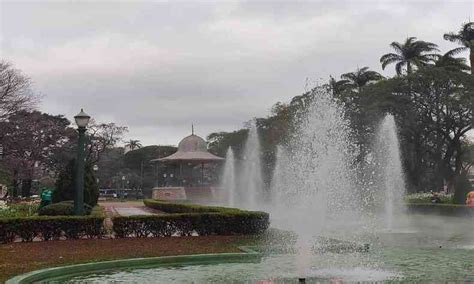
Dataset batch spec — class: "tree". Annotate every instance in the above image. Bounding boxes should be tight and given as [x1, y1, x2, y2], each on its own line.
[52, 159, 99, 206]
[85, 122, 128, 163]
[0, 61, 38, 120]
[125, 139, 142, 151]
[122, 145, 177, 196]
[433, 48, 470, 72]
[340, 67, 384, 92]
[362, 68, 473, 192]
[0, 111, 73, 196]
[328, 76, 351, 97]
[443, 22, 474, 74]
[380, 37, 439, 75]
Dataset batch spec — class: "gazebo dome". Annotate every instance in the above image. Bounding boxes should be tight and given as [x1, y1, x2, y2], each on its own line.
[152, 133, 224, 163]
[178, 134, 207, 152]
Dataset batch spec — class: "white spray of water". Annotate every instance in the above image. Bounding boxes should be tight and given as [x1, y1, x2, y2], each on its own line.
[374, 114, 406, 230]
[239, 122, 263, 209]
[221, 147, 236, 207]
[270, 145, 290, 209]
[269, 89, 360, 275]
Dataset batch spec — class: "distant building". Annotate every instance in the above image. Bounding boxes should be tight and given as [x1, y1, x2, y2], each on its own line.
[150, 132, 224, 202]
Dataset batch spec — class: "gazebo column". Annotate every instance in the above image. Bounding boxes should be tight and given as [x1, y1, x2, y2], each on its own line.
[201, 162, 204, 185]
[179, 163, 183, 186]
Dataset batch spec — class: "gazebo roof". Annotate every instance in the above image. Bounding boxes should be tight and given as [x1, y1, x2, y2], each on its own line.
[151, 134, 224, 163]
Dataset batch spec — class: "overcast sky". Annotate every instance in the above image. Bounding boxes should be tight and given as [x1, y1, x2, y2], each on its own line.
[1, 1, 473, 145]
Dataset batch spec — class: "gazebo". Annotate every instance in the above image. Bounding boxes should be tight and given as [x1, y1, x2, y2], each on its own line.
[150, 132, 224, 202]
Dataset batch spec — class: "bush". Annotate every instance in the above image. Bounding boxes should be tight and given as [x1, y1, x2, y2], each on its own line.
[0, 202, 38, 218]
[53, 159, 99, 207]
[0, 214, 105, 243]
[405, 192, 454, 204]
[407, 203, 474, 217]
[112, 200, 269, 238]
[38, 200, 94, 216]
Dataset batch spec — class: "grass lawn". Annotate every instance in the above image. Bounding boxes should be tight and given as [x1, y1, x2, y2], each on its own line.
[0, 235, 260, 282]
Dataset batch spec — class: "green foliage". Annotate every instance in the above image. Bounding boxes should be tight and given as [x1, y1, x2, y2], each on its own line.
[407, 203, 474, 217]
[0, 214, 105, 243]
[380, 37, 439, 75]
[37, 201, 102, 216]
[39, 200, 76, 216]
[405, 193, 453, 204]
[52, 160, 99, 206]
[0, 202, 38, 218]
[112, 199, 269, 238]
[121, 145, 177, 195]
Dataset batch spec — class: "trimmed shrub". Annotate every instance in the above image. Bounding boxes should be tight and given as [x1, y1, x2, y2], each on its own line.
[113, 199, 269, 238]
[53, 159, 99, 206]
[0, 214, 105, 243]
[38, 200, 93, 216]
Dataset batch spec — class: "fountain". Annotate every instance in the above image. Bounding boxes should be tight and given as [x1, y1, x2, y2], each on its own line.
[238, 121, 264, 209]
[29, 91, 474, 283]
[268, 88, 362, 278]
[221, 147, 236, 207]
[373, 114, 407, 231]
[269, 145, 290, 209]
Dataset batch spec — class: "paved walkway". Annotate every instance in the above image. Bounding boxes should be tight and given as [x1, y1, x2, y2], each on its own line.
[100, 201, 164, 217]
[99, 201, 165, 232]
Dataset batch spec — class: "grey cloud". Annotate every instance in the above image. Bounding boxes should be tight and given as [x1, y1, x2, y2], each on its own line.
[1, 0, 472, 145]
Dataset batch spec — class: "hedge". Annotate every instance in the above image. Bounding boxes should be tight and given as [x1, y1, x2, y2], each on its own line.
[407, 203, 474, 217]
[0, 207, 105, 243]
[113, 200, 269, 238]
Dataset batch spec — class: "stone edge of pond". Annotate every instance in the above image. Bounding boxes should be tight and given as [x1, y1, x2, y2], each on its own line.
[6, 246, 261, 284]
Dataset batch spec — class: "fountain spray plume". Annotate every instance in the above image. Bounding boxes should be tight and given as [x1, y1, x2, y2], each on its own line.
[373, 114, 406, 230]
[239, 121, 264, 210]
[221, 147, 236, 207]
[270, 87, 360, 276]
[270, 145, 290, 212]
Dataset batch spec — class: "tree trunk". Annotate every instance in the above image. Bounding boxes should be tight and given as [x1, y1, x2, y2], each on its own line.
[21, 179, 31, 197]
[12, 169, 18, 197]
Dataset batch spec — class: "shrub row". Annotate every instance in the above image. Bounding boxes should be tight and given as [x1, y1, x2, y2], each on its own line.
[407, 203, 474, 217]
[0, 207, 105, 243]
[113, 200, 269, 238]
[143, 199, 237, 213]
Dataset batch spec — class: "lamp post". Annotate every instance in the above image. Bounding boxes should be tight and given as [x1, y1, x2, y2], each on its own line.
[74, 109, 91, 215]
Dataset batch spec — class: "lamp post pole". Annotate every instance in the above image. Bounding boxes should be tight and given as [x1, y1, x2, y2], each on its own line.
[74, 109, 91, 216]
[74, 126, 86, 215]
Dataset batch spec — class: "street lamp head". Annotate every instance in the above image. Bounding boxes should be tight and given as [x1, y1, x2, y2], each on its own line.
[74, 108, 91, 128]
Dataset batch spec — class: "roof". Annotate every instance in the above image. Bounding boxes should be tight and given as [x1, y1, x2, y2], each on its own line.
[151, 134, 224, 163]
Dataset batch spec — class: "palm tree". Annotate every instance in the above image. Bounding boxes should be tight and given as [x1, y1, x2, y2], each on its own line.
[380, 37, 439, 75]
[443, 22, 474, 74]
[340, 67, 384, 92]
[433, 48, 470, 72]
[328, 76, 351, 96]
[125, 139, 142, 151]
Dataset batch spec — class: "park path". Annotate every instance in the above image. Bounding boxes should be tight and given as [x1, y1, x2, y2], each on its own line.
[99, 201, 165, 234]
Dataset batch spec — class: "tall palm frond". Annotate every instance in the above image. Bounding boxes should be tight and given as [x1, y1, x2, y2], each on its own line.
[380, 37, 439, 75]
[125, 139, 142, 151]
[341, 67, 384, 91]
[443, 22, 474, 74]
[433, 49, 470, 72]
